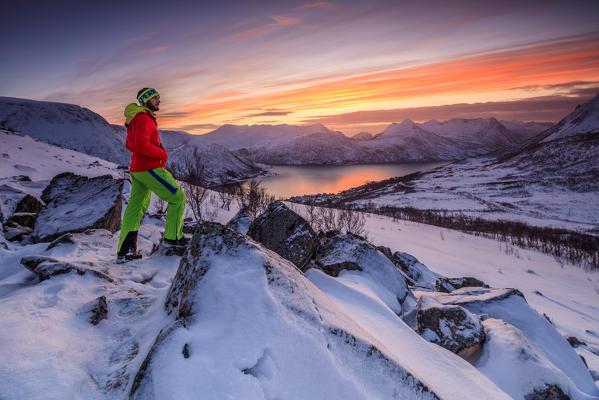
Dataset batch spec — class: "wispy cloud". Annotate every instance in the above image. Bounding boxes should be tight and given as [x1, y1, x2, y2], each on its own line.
[247, 109, 293, 117]
[136, 46, 167, 55]
[225, 15, 304, 41]
[302, 92, 599, 130]
[299, 2, 333, 9]
[177, 123, 221, 132]
[126, 32, 157, 43]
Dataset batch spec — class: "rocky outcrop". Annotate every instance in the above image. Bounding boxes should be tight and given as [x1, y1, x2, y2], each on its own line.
[226, 205, 252, 235]
[423, 287, 597, 398]
[417, 295, 485, 356]
[524, 384, 569, 400]
[20, 255, 114, 282]
[313, 231, 414, 317]
[132, 221, 440, 399]
[88, 296, 108, 325]
[387, 251, 443, 290]
[247, 201, 317, 268]
[435, 277, 489, 293]
[33, 172, 123, 242]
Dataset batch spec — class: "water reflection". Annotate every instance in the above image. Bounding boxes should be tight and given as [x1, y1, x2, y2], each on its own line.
[257, 162, 447, 198]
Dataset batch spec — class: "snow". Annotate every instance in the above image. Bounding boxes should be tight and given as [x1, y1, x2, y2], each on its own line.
[1, 125, 598, 399]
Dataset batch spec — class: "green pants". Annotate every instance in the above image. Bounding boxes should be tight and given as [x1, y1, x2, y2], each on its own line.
[118, 168, 186, 252]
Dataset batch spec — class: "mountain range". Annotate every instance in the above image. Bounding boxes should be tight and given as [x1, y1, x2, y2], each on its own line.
[292, 93, 599, 234]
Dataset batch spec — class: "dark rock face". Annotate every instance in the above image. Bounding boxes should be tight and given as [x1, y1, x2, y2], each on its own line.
[7, 212, 37, 229]
[247, 201, 317, 268]
[388, 251, 443, 290]
[226, 205, 253, 235]
[565, 335, 586, 348]
[20, 255, 114, 282]
[89, 296, 108, 325]
[4, 223, 33, 242]
[15, 193, 43, 214]
[33, 172, 123, 242]
[524, 384, 570, 400]
[435, 277, 489, 293]
[417, 295, 485, 355]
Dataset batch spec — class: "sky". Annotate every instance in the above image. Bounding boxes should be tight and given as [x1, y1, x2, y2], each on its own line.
[1, 0, 599, 135]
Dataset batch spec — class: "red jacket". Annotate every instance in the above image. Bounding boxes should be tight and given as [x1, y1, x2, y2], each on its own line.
[125, 111, 168, 172]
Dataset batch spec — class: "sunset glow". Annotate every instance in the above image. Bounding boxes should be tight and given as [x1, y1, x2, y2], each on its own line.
[2, 1, 599, 135]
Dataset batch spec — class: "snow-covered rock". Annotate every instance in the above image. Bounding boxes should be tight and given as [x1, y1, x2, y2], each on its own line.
[247, 201, 317, 268]
[20, 254, 114, 282]
[226, 205, 252, 235]
[33, 172, 123, 242]
[417, 295, 485, 356]
[134, 220, 441, 399]
[388, 251, 443, 290]
[478, 318, 575, 400]
[313, 232, 415, 317]
[427, 287, 599, 399]
[435, 276, 490, 293]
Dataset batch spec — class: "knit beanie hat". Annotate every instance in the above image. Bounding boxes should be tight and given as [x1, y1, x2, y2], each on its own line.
[137, 88, 159, 105]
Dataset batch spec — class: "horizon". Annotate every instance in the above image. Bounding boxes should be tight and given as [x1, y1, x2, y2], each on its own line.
[2, 0, 599, 135]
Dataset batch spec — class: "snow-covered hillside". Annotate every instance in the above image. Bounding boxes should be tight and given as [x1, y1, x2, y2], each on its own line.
[195, 118, 551, 165]
[0, 97, 129, 165]
[1, 130, 598, 399]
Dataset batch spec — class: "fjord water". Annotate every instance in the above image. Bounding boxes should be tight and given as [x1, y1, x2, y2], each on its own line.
[260, 162, 447, 198]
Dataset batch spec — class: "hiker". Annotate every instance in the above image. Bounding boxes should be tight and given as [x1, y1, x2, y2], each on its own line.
[117, 87, 188, 262]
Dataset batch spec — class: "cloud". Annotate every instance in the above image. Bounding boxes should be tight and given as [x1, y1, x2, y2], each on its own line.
[126, 32, 157, 43]
[159, 111, 192, 119]
[302, 91, 599, 128]
[225, 15, 304, 41]
[136, 46, 167, 56]
[299, 2, 333, 9]
[246, 110, 293, 117]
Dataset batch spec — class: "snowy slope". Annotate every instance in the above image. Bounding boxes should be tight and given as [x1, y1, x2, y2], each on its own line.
[0, 97, 129, 165]
[536, 93, 599, 143]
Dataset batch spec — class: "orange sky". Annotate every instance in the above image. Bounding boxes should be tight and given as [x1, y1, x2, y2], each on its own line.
[162, 34, 599, 134]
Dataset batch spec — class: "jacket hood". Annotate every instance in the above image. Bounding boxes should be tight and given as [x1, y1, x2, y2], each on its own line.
[124, 103, 155, 125]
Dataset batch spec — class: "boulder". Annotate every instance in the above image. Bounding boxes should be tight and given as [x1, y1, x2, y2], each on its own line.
[226, 205, 252, 235]
[33, 172, 123, 242]
[314, 232, 414, 317]
[20, 255, 114, 282]
[247, 201, 317, 269]
[389, 251, 443, 290]
[3, 222, 33, 242]
[15, 193, 44, 214]
[478, 318, 574, 400]
[417, 295, 485, 355]
[435, 277, 489, 293]
[132, 221, 439, 399]
[7, 212, 37, 229]
[524, 384, 569, 400]
[426, 287, 598, 398]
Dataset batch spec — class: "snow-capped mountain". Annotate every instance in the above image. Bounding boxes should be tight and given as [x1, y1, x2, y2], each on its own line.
[196, 118, 551, 165]
[293, 93, 599, 234]
[535, 93, 599, 143]
[0, 97, 266, 185]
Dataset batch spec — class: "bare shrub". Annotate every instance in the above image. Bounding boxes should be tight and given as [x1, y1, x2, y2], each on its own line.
[235, 179, 274, 218]
[305, 205, 366, 236]
[170, 153, 209, 221]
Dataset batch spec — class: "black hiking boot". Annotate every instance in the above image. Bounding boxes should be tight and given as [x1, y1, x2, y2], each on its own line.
[117, 231, 142, 263]
[156, 236, 189, 256]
